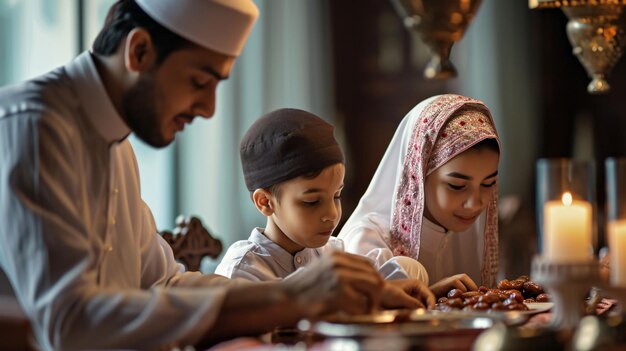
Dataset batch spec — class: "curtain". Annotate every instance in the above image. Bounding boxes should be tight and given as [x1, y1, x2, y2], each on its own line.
[0, 0, 78, 295]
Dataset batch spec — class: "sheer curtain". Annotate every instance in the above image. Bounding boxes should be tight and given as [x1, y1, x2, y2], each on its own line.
[0, 0, 78, 295]
[0, 0, 77, 83]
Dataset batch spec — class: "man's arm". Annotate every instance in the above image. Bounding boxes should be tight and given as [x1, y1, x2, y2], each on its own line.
[0, 115, 229, 350]
[202, 251, 386, 345]
[202, 252, 436, 346]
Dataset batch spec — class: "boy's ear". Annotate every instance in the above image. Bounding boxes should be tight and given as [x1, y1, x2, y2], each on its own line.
[252, 189, 274, 217]
[124, 28, 156, 73]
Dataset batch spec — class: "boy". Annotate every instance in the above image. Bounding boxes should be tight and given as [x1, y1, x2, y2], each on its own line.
[216, 108, 430, 284]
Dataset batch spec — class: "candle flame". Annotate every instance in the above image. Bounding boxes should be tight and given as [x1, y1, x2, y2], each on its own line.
[562, 192, 573, 206]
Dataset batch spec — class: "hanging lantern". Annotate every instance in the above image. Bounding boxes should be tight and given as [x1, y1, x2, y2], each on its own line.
[531, 0, 626, 94]
[390, 0, 483, 79]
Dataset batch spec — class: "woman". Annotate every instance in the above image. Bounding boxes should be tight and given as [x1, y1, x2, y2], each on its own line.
[339, 94, 501, 297]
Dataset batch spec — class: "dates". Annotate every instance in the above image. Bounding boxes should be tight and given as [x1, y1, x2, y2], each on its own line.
[447, 289, 463, 299]
[446, 298, 465, 309]
[497, 279, 513, 290]
[507, 290, 524, 304]
[479, 293, 501, 304]
[435, 275, 548, 313]
[523, 281, 544, 296]
[461, 291, 482, 298]
[536, 293, 551, 302]
[509, 280, 525, 291]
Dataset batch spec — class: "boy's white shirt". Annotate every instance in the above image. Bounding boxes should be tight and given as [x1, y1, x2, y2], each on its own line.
[214, 228, 429, 283]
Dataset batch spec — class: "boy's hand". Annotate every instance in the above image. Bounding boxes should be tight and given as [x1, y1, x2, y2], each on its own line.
[380, 279, 436, 310]
[281, 251, 384, 317]
[429, 273, 478, 298]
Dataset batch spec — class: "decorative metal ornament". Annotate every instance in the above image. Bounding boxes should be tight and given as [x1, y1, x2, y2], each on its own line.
[531, 0, 626, 94]
[390, 0, 483, 80]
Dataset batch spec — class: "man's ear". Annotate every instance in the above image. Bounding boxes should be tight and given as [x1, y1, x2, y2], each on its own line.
[252, 189, 274, 217]
[124, 28, 156, 73]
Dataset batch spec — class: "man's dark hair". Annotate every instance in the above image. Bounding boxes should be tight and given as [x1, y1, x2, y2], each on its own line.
[92, 0, 194, 64]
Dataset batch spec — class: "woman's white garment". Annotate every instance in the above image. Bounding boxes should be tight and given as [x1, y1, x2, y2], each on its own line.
[0, 52, 234, 350]
[340, 214, 484, 285]
[215, 228, 429, 282]
[418, 216, 484, 284]
[339, 95, 490, 286]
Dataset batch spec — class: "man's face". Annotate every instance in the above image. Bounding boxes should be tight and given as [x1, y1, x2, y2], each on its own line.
[423, 147, 499, 232]
[123, 45, 235, 148]
[269, 163, 345, 254]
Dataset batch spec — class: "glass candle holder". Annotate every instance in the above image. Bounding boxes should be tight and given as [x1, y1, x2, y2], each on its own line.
[606, 158, 626, 287]
[536, 158, 596, 262]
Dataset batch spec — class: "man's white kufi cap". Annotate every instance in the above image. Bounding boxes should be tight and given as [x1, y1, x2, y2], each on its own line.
[136, 0, 259, 56]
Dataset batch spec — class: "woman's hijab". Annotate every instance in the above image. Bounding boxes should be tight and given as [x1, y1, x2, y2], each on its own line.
[339, 94, 501, 286]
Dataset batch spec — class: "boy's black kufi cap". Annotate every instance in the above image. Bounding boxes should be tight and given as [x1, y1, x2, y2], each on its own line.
[240, 108, 344, 191]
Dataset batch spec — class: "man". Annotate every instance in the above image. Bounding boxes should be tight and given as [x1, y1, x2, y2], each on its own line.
[0, 0, 434, 349]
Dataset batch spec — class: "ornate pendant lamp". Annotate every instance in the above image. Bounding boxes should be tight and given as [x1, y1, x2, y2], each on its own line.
[390, 0, 483, 79]
[531, 0, 626, 94]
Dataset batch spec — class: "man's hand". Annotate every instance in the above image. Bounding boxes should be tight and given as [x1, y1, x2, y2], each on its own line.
[429, 273, 477, 298]
[380, 279, 436, 310]
[280, 251, 385, 317]
[205, 254, 434, 345]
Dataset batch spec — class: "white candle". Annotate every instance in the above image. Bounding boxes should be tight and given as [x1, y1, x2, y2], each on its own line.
[609, 220, 626, 287]
[543, 192, 592, 262]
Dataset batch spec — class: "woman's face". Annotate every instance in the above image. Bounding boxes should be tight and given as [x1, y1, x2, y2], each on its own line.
[423, 146, 499, 232]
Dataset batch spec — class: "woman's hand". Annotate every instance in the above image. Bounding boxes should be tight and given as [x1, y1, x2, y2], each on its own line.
[380, 279, 436, 309]
[429, 273, 477, 298]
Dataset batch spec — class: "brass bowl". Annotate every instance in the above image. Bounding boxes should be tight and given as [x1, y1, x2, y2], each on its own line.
[300, 310, 495, 351]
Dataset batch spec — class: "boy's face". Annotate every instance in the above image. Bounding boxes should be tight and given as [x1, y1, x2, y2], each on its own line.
[268, 163, 345, 254]
[123, 44, 235, 148]
[423, 147, 499, 232]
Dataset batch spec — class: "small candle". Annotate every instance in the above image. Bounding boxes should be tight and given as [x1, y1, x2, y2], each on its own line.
[543, 192, 592, 262]
[609, 220, 626, 287]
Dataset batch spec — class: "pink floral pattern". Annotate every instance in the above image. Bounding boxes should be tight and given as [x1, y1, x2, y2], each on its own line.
[389, 94, 500, 287]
